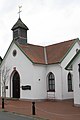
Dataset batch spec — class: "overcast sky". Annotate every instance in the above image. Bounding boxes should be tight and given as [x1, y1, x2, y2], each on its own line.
[0, 0, 80, 58]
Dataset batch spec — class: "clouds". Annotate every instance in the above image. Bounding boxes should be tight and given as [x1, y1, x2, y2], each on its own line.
[0, 0, 80, 57]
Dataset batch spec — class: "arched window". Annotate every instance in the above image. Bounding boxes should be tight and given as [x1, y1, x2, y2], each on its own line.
[48, 72, 55, 92]
[68, 72, 73, 92]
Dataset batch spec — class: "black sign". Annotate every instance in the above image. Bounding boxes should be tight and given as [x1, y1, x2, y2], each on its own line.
[22, 85, 31, 90]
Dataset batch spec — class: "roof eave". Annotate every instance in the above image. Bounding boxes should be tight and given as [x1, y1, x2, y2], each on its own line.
[65, 49, 80, 70]
[60, 38, 79, 63]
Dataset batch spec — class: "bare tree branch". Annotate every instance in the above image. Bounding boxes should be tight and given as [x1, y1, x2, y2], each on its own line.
[1, 66, 10, 98]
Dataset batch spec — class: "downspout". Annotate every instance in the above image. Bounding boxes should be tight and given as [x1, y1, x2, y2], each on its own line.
[59, 64, 63, 99]
[44, 47, 48, 65]
[44, 47, 48, 99]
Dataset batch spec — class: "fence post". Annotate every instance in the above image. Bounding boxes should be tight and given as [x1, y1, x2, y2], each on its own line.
[2, 98, 4, 109]
[32, 102, 35, 115]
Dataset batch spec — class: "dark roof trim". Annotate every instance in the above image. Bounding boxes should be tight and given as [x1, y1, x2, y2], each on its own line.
[60, 38, 79, 63]
[65, 50, 80, 70]
[1, 41, 34, 67]
[15, 42, 34, 64]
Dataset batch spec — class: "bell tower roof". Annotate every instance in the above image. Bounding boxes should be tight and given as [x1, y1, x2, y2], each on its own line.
[11, 18, 29, 44]
[11, 18, 29, 30]
[11, 6, 29, 44]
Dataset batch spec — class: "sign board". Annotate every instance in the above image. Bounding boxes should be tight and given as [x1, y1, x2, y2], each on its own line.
[22, 85, 31, 90]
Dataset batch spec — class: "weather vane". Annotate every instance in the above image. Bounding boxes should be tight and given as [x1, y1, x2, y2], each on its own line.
[18, 6, 22, 18]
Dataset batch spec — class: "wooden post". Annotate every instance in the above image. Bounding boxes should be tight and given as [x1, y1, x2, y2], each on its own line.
[32, 102, 35, 115]
[2, 98, 4, 109]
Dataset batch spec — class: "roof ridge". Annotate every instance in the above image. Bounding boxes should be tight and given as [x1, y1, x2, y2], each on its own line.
[45, 38, 79, 47]
[26, 43, 44, 47]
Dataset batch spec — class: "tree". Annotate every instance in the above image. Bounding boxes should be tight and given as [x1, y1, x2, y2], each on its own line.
[1, 66, 10, 98]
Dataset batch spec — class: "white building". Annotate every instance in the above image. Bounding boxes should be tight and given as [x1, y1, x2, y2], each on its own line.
[1, 18, 80, 102]
[66, 50, 80, 106]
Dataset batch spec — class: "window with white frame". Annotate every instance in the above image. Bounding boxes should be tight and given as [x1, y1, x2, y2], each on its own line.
[48, 72, 55, 92]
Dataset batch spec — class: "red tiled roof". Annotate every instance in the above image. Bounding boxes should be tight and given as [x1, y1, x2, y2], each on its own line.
[17, 38, 79, 64]
[46, 39, 78, 64]
[18, 43, 45, 64]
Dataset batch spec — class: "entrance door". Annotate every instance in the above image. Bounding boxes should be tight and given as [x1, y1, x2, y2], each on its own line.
[12, 71, 20, 98]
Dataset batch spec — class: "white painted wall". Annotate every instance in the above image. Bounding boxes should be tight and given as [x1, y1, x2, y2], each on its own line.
[61, 42, 80, 68]
[61, 68, 73, 99]
[1, 43, 34, 99]
[46, 64, 62, 100]
[60, 42, 80, 99]
[46, 42, 80, 100]
[31, 64, 47, 100]
[1, 43, 47, 100]
[1, 41, 80, 101]
[73, 55, 80, 105]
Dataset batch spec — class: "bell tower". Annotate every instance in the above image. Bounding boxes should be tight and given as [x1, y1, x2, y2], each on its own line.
[11, 6, 29, 44]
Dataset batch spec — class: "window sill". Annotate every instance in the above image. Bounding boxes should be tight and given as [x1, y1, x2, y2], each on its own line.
[47, 90, 55, 92]
[68, 90, 73, 92]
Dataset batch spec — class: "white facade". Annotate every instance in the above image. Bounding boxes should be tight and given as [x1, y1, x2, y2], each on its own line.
[1, 41, 80, 101]
[61, 42, 80, 99]
[71, 54, 80, 105]
[1, 43, 47, 100]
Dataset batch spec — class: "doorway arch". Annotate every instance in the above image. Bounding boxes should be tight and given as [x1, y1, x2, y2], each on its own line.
[12, 71, 20, 98]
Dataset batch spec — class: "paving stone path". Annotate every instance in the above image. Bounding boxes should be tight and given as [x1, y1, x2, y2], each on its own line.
[0, 98, 80, 120]
[0, 111, 44, 120]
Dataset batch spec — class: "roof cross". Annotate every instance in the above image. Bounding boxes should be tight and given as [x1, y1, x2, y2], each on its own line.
[18, 6, 22, 18]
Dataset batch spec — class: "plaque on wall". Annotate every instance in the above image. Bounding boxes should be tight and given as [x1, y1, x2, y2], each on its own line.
[22, 85, 31, 90]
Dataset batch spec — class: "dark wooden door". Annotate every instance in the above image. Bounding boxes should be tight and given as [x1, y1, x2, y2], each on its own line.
[12, 71, 20, 98]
